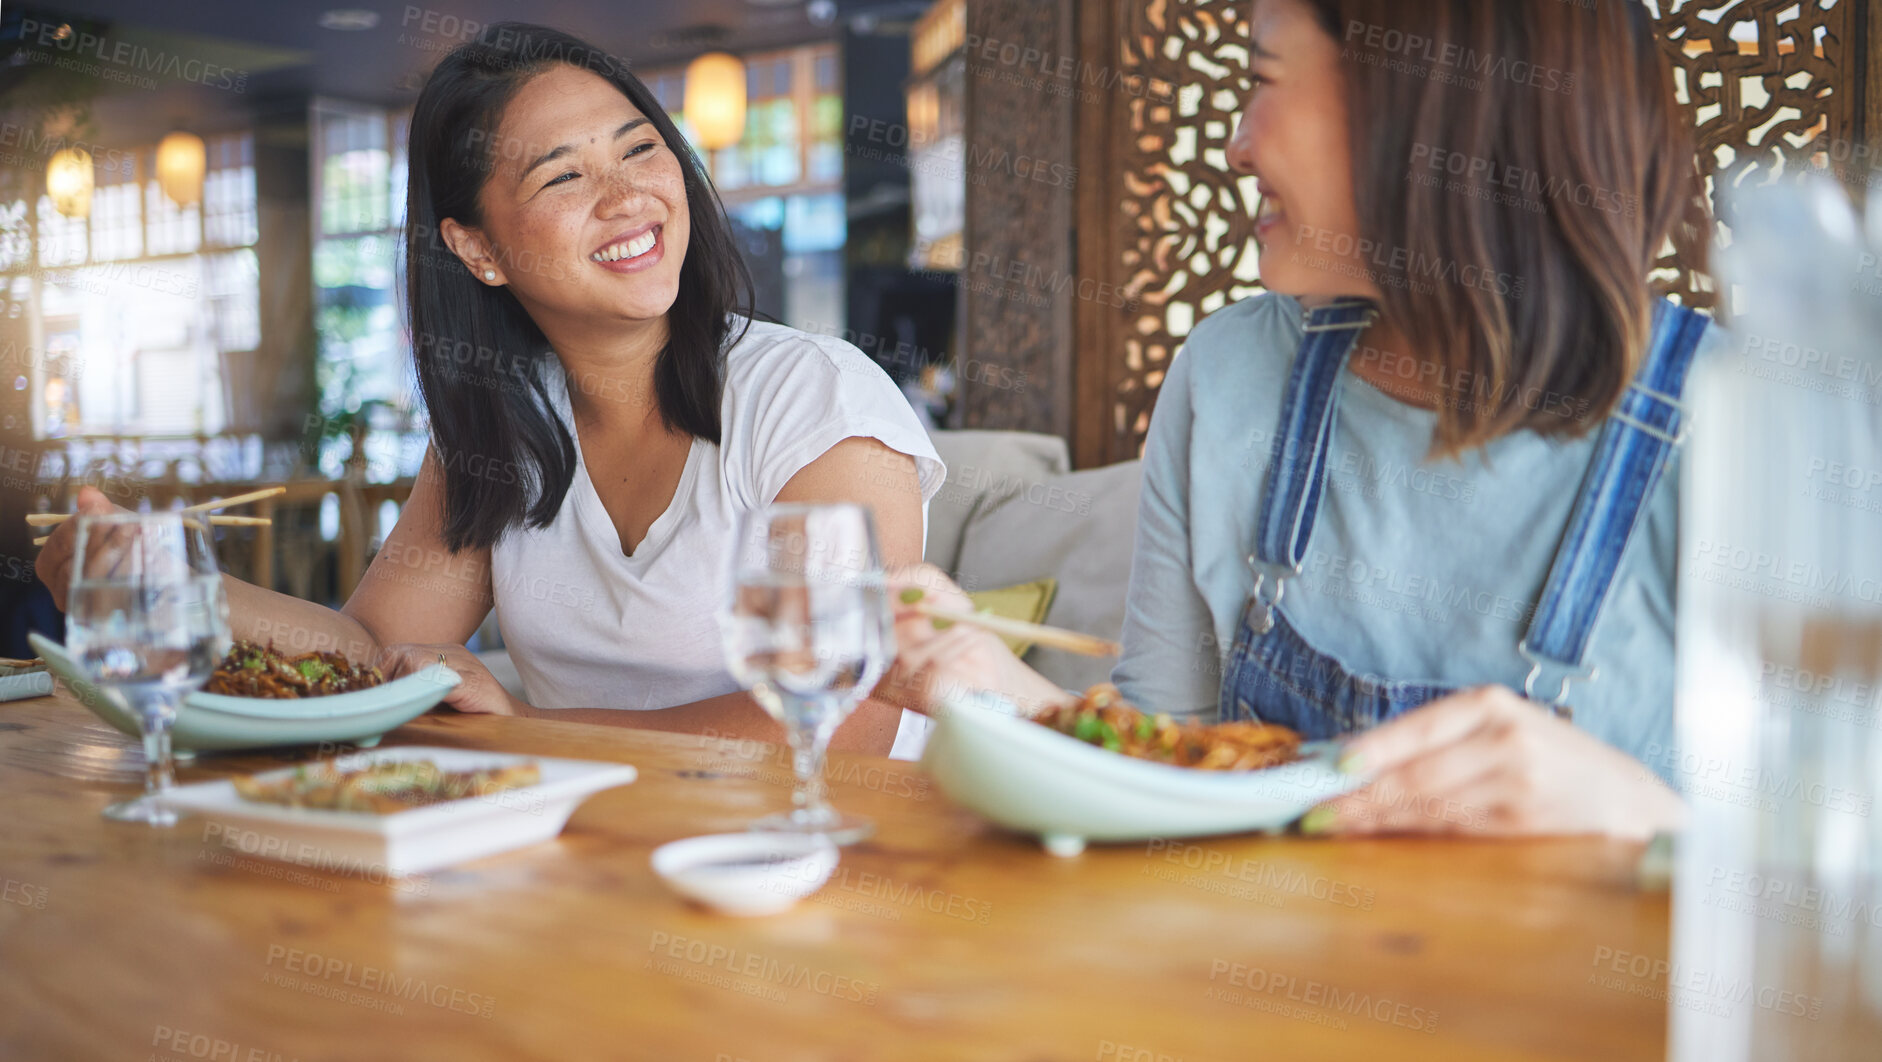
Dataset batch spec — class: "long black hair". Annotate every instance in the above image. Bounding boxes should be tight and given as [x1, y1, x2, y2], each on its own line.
[405, 22, 753, 552]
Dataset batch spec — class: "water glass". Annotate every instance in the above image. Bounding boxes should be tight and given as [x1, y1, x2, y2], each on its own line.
[66, 512, 230, 826]
[722, 504, 893, 845]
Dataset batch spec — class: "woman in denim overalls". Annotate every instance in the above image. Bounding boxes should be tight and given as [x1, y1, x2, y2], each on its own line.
[884, 0, 1706, 838]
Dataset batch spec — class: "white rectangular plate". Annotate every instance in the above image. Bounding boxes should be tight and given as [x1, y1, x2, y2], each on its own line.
[166, 746, 637, 877]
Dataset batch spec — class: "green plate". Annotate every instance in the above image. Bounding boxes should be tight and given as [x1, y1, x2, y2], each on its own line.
[922, 692, 1363, 857]
[29, 633, 460, 752]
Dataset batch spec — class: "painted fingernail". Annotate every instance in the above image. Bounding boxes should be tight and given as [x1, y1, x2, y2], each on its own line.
[929, 617, 954, 631]
[1336, 752, 1364, 777]
[1298, 805, 1339, 836]
[899, 588, 925, 604]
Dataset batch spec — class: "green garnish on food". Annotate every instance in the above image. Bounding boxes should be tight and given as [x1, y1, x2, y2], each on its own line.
[1068, 714, 1125, 752]
[205, 640, 385, 698]
[1136, 715, 1156, 742]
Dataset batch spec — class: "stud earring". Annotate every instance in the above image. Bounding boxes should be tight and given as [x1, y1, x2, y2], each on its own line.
[483, 270, 497, 282]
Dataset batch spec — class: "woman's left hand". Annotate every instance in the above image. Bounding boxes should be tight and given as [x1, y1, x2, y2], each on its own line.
[1303, 685, 1685, 840]
[375, 643, 530, 718]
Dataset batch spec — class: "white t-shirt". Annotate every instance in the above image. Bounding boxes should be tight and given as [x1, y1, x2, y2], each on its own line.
[490, 319, 945, 759]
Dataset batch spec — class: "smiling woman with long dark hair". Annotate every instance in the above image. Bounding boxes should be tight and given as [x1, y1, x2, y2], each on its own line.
[404, 28, 751, 553]
[37, 23, 944, 755]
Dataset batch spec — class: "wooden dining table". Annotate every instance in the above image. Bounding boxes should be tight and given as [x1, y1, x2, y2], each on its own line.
[0, 686, 1675, 1062]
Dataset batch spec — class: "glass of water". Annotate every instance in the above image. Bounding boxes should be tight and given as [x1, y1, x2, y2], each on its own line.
[1672, 178, 1882, 1060]
[722, 503, 893, 845]
[66, 512, 230, 826]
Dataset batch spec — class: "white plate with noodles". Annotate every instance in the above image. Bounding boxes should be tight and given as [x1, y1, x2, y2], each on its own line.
[166, 746, 637, 877]
[921, 687, 1365, 856]
[29, 633, 459, 752]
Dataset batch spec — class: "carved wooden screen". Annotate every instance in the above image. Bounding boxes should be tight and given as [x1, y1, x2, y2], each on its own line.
[1074, 0, 1259, 469]
[1071, 0, 1869, 469]
[1650, 0, 1861, 308]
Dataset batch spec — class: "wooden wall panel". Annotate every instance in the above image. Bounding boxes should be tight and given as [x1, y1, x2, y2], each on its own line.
[954, 0, 1077, 437]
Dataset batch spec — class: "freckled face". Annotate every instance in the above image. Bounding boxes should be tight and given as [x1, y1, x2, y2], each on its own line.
[474, 64, 690, 327]
[1228, 0, 1377, 299]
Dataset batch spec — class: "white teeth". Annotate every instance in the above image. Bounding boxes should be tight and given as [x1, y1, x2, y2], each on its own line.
[591, 230, 658, 263]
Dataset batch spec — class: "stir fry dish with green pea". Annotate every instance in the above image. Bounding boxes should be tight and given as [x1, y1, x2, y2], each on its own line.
[1040, 685, 1302, 771]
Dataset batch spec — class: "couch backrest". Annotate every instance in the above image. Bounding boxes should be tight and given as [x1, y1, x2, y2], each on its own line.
[952, 458, 1143, 692]
[923, 430, 1070, 573]
[926, 429, 1143, 694]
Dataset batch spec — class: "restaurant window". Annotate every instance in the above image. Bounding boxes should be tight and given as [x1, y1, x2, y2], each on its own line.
[650, 43, 847, 330]
[203, 134, 259, 249]
[143, 173, 202, 257]
[310, 100, 420, 482]
[205, 250, 262, 354]
[0, 201, 28, 272]
[34, 195, 86, 269]
[5, 133, 261, 440]
[89, 154, 142, 263]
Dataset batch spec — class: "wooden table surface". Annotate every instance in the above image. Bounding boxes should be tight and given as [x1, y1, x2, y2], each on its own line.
[0, 688, 1673, 1062]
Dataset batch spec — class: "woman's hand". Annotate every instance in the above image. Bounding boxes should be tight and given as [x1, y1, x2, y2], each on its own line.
[1303, 685, 1685, 840]
[375, 642, 530, 718]
[875, 564, 1073, 719]
[34, 486, 130, 611]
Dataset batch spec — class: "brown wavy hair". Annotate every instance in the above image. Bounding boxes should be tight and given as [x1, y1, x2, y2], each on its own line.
[1302, 0, 1711, 453]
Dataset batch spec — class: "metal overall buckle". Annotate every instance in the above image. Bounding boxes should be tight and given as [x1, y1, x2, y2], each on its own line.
[1300, 300, 1380, 334]
[1611, 382, 1692, 446]
[1519, 641, 1596, 722]
[1246, 556, 1294, 636]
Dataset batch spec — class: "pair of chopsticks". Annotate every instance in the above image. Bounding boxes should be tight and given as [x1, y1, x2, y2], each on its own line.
[28, 486, 284, 547]
[900, 592, 1121, 658]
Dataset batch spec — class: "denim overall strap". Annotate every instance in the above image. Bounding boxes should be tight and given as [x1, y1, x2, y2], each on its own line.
[1519, 299, 1710, 711]
[1246, 299, 1381, 629]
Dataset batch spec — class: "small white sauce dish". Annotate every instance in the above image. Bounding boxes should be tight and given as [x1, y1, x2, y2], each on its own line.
[650, 832, 840, 916]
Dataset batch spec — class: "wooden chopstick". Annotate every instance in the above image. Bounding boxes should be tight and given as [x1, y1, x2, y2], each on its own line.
[27, 487, 284, 525]
[28, 513, 272, 528]
[908, 602, 1121, 658]
[30, 513, 273, 546]
[27, 485, 284, 544]
[181, 486, 285, 513]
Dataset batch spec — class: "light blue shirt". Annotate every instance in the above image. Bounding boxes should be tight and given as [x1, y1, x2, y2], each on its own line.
[1113, 293, 1700, 781]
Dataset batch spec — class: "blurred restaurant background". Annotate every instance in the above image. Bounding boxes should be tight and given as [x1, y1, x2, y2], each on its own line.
[0, 0, 1875, 660]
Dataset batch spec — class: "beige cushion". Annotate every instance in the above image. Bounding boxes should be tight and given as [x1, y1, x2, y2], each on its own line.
[924, 430, 1070, 573]
[953, 460, 1144, 693]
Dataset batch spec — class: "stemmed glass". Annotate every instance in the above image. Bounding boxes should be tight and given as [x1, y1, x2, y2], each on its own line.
[722, 503, 893, 845]
[65, 512, 230, 825]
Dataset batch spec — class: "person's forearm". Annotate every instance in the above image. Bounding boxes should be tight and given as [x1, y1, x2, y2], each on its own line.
[518, 692, 901, 755]
[224, 576, 383, 661]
